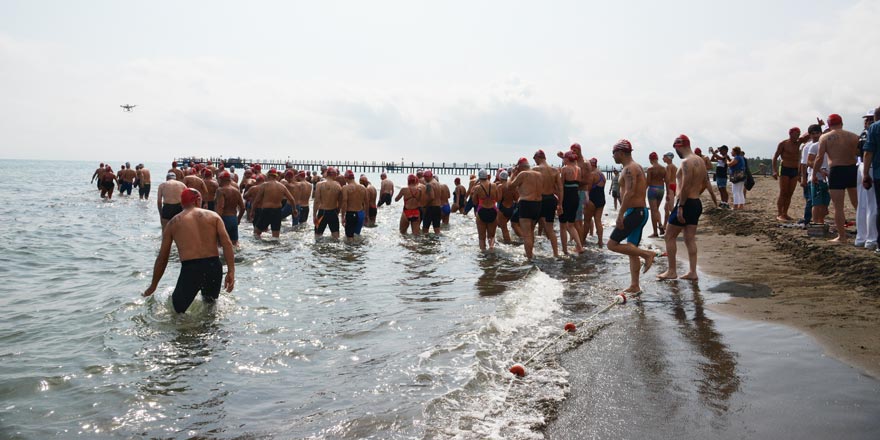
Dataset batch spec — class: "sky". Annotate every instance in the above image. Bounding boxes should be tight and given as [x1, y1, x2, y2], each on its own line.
[1, 0, 878, 167]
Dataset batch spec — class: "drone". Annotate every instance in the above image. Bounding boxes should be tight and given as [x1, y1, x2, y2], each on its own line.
[120, 104, 137, 112]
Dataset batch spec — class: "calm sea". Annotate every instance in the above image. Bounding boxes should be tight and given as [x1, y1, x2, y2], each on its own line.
[1, 160, 878, 439]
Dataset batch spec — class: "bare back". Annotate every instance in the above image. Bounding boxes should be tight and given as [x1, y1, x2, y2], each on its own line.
[158, 180, 186, 205]
[646, 163, 666, 186]
[217, 184, 245, 216]
[166, 208, 225, 261]
[621, 162, 647, 208]
[819, 129, 860, 167]
[314, 180, 343, 210]
[342, 182, 368, 212]
[509, 169, 542, 202]
[679, 155, 708, 199]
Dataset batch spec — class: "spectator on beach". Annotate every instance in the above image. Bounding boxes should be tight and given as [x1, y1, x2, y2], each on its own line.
[804, 124, 829, 226]
[861, 107, 880, 253]
[728, 146, 747, 210]
[856, 109, 878, 249]
[711, 146, 731, 208]
[799, 135, 814, 224]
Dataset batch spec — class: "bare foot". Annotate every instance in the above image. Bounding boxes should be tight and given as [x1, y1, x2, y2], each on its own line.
[829, 236, 846, 244]
[642, 252, 655, 274]
[680, 272, 698, 280]
[597, 241, 604, 248]
[656, 271, 678, 280]
[622, 286, 642, 294]
[776, 216, 788, 222]
[648, 233, 659, 238]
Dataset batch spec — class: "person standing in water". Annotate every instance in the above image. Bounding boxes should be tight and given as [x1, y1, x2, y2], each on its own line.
[143, 188, 235, 313]
[558, 151, 585, 255]
[606, 140, 654, 296]
[215, 171, 246, 247]
[472, 169, 500, 251]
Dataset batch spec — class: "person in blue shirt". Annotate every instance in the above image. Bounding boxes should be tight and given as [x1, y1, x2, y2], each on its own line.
[860, 107, 880, 252]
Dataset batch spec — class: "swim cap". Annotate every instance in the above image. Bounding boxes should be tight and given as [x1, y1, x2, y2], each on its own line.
[344, 169, 355, 179]
[478, 169, 489, 180]
[219, 171, 231, 181]
[180, 188, 201, 206]
[256, 174, 266, 183]
[172, 161, 178, 167]
[202, 169, 213, 178]
[423, 170, 433, 179]
[285, 170, 295, 179]
[99, 162, 104, 167]
[268, 168, 278, 176]
[407, 174, 418, 184]
[254, 164, 262, 171]
[563, 151, 577, 162]
[694, 148, 702, 155]
[613, 139, 633, 153]
[381, 173, 387, 178]
[649, 152, 658, 161]
[590, 157, 598, 165]
[674, 134, 690, 148]
[789, 127, 801, 135]
[218, 163, 225, 169]
[570, 143, 582, 153]
[828, 114, 843, 126]
[517, 157, 529, 166]
[166, 172, 176, 179]
[533, 149, 546, 159]
[125, 162, 130, 167]
[244, 169, 253, 177]
[298, 171, 306, 178]
[499, 171, 509, 180]
[188, 168, 198, 175]
[664, 152, 675, 158]
[327, 167, 338, 176]
[454, 177, 461, 184]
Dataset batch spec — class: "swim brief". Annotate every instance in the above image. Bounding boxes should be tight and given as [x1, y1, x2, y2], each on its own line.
[589, 186, 606, 209]
[404, 208, 420, 222]
[668, 183, 677, 194]
[668, 198, 703, 227]
[780, 166, 799, 178]
[647, 185, 665, 201]
[540, 194, 557, 223]
[497, 202, 514, 219]
[172, 256, 222, 313]
[161, 203, 183, 220]
[517, 200, 541, 221]
[121, 181, 133, 195]
[255, 207, 283, 232]
[441, 204, 451, 216]
[477, 206, 498, 224]
[315, 209, 340, 234]
[609, 207, 649, 246]
[222, 215, 239, 241]
[828, 164, 857, 190]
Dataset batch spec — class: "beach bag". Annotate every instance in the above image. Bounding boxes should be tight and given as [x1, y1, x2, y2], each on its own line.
[730, 169, 746, 184]
[744, 168, 755, 190]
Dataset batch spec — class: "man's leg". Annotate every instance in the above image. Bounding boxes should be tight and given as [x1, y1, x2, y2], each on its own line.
[607, 240, 654, 293]
[658, 224, 682, 280]
[803, 185, 813, 224]
[783, 177, 798, 219]
[830, 189, 847, 243]
[649, 199, 660, 237]
[520, 218, 535, 259]
[680, 225, 699, 280]
[539, 218, 559, 257]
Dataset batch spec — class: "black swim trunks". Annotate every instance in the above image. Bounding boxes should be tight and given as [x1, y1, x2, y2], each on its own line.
[315, 208, 340, 235]
[368, 207, 377, 221]
[298, 205, 309, 224]
[518, 200, 541, 221]
[161, 203, 183, 220]
[668, 198, 703, 227]
[206, 201, 216, 212]
[139, 184, 151, 199]
[378, 193, 392, 206]
[172, 256, 222, 313]
[255, 207, 283, 232]
[540, 194, 557, 223]
[780, 166, 799, 178]
[609, 207, 649, 246]
[828, 164, 857, 190]
[423, 205, 442, 229]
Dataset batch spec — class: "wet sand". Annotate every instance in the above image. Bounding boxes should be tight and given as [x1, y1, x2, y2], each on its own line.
[698, 175, 880, 378]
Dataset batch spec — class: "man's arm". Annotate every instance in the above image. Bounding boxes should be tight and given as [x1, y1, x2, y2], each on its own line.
[771, 143, 783, 178]
[215, 189, 225, 214]
[283, 186, 297, 207]
[813, 139, 827, 183]
[143, 226, 174, 296]
[340, 187, 349, 218]
[616, 167, 635, 228]
[216, 215, 235, 293]
[156, 185, 164, 214]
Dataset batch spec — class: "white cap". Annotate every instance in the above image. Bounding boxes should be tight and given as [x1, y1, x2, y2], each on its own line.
[499, 171, 509, 180]
[478, 169, 489, 180]
[166, 172, 176, 179]
[864, 109, 876, 118]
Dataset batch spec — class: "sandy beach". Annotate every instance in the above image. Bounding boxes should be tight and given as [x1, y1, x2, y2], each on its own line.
[696, 175, 880, 378]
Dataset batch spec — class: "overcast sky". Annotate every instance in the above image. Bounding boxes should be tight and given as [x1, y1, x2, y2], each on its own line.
[1, 0, 878, 166]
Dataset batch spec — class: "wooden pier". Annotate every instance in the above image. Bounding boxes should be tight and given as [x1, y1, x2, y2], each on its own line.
[174, 156, 618, 178]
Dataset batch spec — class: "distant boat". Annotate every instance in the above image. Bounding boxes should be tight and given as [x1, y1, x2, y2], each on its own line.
[384, 164, 397, 171]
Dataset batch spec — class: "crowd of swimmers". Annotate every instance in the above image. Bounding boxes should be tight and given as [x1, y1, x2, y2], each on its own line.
[103, 108, 880, 313]
[771, 109, 880, 252]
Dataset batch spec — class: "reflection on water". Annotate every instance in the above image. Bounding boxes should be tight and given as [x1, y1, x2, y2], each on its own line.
[667, 282, 741, 413]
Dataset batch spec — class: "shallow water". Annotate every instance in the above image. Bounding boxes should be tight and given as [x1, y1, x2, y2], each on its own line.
[0, 160, 877, 439]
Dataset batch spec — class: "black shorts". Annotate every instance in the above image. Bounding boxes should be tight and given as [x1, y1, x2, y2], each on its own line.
[206, 201, 215, 212]
[298, 206, 309, 224]
[668, 198, 703, 227]
[423, 205, 442, 229]
[540, 194, 557, 223]
[255, 207, 283, 232]
[369, 207, 377, 220]
[315, 209, 340, 234]
[477, 206, 498, 224]
[609, 207, 649, 246]
[378, 193, 392, 206]
[101, 181, 114, 191]
[780, 166, 799, 178]
[139, 184, 151, 198]
[161, 203, 183, 220]
[828, 164, 857, 190]
[518, 200, 541, 221]
[172, 256, 222, 313]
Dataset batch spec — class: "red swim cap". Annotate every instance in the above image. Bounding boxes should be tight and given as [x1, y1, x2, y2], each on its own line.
[407, 174, 418, 184]
[285, 170, 295, 179]
[326, 167, 338, 176]
[172, 161, 177, 167]
[613, 139, 633, 153]
[563, 151, 577, 162]
[649, 152, 658, 160]
[189, 168, 198, 175]
[268, 168, 278, 176]
[423, 170, 433, 179]
[590, 157, 598, 165]
[694, 148, 702, 155]
[344, 169, 355, 179]
[256, 174, 266, 183]
[674, 134, 690, 148]
[181, 188, 201, 206]
[570, 143, 581, 153]
[533, 149, 546, 159]
[517, 157, 529, 166]
[828, 114, 843, 126]
[454, 177, 461, 184]
[789, 127, 801, 135]
[219, 171, 231, 181]
[202, 169, 213, 178]
[254, 164, 262, 171]
[298, 171, 306, 178]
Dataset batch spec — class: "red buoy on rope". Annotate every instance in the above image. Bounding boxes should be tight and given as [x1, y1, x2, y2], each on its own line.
[564, 322, 577, 333]
[509, 364, 526, 377]
[616, 293, 627, 305]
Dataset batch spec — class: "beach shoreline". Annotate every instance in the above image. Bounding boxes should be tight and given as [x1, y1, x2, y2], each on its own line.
[697, 176, 880, 378]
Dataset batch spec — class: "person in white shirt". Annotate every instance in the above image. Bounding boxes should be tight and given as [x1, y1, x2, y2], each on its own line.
[805, 124, 830, 225]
